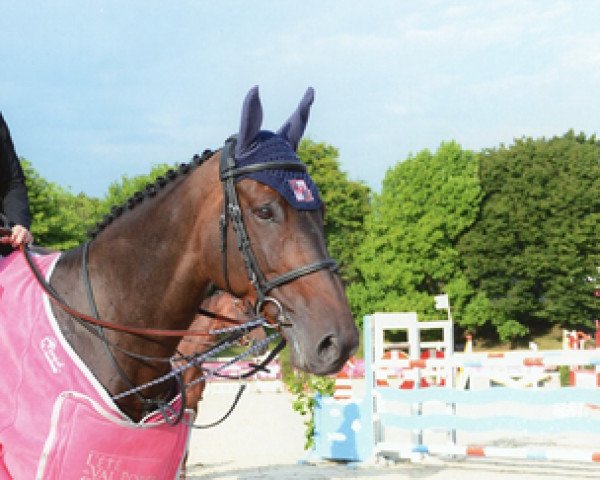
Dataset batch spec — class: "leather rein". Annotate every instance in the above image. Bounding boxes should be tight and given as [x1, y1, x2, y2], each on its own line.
[17, 241, 243, 338]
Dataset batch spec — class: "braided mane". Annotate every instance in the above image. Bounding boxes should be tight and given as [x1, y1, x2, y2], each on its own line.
[88, 149, 214, 239]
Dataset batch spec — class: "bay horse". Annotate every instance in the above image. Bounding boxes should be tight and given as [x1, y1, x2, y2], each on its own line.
[0, 86, 358, 478]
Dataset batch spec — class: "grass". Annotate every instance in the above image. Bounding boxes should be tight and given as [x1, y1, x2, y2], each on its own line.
[470, 324, 564, 352]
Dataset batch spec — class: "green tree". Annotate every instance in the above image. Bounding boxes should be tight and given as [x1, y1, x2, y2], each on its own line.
[99, 163, 172, 216]
[298, 139, 371, 286]
[458, 131, 600, 341]
[22, 159, 100, 250]
[349, 142, 482, 328]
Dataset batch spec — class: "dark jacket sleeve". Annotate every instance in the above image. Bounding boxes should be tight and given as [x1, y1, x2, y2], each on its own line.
[0, 112, 31, 229]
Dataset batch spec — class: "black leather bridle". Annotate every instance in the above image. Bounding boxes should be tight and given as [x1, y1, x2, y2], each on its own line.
[219, 136, 338, 326]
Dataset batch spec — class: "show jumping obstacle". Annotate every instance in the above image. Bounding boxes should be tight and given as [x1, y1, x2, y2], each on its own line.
[313, 309, 600, 469]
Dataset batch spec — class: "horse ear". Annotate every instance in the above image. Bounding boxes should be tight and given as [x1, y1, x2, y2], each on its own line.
[236, 86, 263, 157]
[277, 87, 315, 151]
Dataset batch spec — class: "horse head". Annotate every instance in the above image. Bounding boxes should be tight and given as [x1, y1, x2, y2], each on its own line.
[209, 86, 359, 375]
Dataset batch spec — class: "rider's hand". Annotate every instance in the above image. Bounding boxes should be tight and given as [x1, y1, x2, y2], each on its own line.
[0, 224, 33, 248]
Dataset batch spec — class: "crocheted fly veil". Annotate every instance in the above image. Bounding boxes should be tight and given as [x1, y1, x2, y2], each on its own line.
[232, 86, 322, 210]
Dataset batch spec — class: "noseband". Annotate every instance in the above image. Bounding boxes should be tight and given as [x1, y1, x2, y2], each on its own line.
[219, 136, 338, 326]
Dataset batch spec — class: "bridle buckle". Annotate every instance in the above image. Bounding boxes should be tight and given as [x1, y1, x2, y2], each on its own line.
[255, 296, 292, 328]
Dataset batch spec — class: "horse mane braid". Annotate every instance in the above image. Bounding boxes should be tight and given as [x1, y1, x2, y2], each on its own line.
[87, 149, 214, 239]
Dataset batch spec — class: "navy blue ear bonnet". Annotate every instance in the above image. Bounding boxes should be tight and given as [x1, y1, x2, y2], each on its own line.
[234, 131, 322, 210]
[230, 86, 322, 211]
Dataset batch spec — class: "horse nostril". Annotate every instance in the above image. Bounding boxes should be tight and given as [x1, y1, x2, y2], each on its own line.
[316, 334, 340, 364]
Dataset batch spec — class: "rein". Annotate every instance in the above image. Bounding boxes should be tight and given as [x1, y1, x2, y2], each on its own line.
[113, 331, 283, 400]
[19, 243, 242, 338]
[16, 242, 284, 425]
[188, 337, 286, 429]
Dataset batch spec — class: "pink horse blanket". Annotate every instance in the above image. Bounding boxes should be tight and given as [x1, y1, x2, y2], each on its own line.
[0, 252, 193, 479]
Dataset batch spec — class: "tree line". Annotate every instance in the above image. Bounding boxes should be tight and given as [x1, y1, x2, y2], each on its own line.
[21, 132, 600, 344]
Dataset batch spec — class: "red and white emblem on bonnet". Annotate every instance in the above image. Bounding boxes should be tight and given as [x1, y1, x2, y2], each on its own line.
[288, 179, 314, 202]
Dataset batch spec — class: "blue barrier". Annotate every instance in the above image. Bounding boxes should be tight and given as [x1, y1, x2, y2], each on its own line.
[312, 394, 373, 462]
[312, 313, 600, 465]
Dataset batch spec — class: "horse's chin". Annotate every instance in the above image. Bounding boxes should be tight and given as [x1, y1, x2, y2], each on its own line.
[285, 332, 311, 372]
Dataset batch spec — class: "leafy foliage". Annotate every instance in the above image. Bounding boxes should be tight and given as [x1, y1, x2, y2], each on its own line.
[348, 142, 482, 328]
[98, 163, 172, 216]
[458, 131, 600, 340]
[21, 159, 101, 250]
[287, 371, 335, 450]
[298, 139, 371, 286]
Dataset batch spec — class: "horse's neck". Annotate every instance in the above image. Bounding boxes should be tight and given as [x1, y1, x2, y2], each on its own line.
[49, 157, 222, 419]
[89, 163, 220, 332]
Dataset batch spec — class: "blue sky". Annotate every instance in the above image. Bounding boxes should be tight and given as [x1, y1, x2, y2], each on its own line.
[2, 1, 599, 197]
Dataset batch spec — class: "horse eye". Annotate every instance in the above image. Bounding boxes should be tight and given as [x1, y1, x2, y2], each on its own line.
[254, 205, 274, 220]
